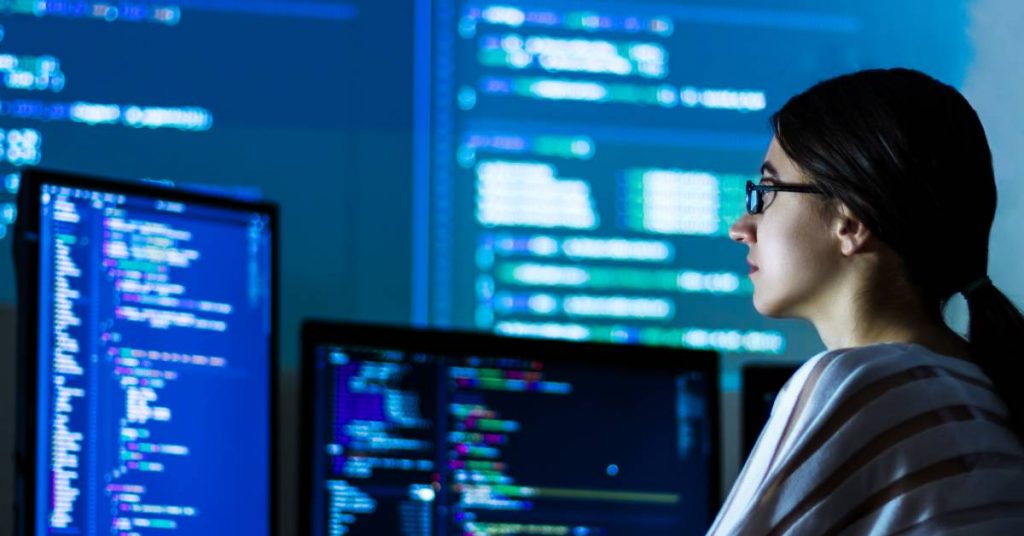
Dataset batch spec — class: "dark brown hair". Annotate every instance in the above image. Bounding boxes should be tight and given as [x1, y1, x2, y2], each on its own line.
[771, 67, 1023, 436]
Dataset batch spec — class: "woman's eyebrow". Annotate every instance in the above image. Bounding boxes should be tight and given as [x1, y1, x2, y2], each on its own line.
[760, 160, 779, 178]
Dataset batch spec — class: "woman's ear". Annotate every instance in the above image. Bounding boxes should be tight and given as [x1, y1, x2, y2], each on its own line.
[833, 204, 873, 256]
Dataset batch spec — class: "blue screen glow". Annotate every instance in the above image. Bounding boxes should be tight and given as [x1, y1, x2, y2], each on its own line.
[307, 333, 716, 535]
[34, 181, 273, 535]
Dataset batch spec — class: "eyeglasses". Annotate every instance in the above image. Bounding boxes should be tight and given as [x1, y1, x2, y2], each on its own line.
[745, 180, 827, 215]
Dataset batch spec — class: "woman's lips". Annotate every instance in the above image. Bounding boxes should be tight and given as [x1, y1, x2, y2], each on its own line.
[747, 260, 759, 274]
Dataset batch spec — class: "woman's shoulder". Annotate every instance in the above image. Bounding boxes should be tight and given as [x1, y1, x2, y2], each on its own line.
[761, 343, 1011, 481]
[770, 342, 1001, 447]
[789, 342, 992, 403]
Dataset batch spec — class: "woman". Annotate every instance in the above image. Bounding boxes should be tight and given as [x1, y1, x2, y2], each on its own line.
[712, 68, 1024, 535]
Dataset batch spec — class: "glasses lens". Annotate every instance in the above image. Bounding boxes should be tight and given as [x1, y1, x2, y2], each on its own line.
[746, 182, 761, 214]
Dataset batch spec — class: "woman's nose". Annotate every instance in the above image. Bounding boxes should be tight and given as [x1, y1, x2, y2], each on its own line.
[728, 213, 756, 244]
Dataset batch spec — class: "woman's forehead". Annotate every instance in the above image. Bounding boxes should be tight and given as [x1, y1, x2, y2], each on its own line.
[762, 138, 809, 183]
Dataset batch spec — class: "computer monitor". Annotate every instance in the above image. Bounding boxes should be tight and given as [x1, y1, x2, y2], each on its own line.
[301, 321, 720, 535]
[741, 363, 800, 460]
[14, 169, 277, 535]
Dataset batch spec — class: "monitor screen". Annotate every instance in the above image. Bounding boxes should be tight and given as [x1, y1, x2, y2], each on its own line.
[302, 321, 719, 535]
[15, 169, 276, 535]
[741, 364, 799, 461]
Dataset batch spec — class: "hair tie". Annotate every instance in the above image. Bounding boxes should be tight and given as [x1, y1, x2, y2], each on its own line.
[961, 275, 991, 297]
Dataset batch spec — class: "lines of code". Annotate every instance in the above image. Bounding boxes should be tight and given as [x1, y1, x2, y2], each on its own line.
[0, 1, 358, 303]
[422, 0, 863, 364]
[309, 343, 714, 535]
[0, 7, 214, 252]
[35, 183, 272, 535]
[319, 350, 436, 535]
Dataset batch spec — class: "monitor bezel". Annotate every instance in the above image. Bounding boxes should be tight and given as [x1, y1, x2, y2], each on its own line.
[299, 319, 721, 535]
[13, 167, 280, 536]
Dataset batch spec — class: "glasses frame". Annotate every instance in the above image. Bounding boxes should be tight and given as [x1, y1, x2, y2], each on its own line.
[745, 180, 826, 215]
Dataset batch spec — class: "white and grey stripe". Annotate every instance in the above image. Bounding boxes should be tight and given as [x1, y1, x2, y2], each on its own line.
[709, 343, 1024, 535]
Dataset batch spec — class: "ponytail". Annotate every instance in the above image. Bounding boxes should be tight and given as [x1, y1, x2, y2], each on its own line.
[964, 280, 1024, 439]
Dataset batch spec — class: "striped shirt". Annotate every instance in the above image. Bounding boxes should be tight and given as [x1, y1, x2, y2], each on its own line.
[709, 343, 1024, 535]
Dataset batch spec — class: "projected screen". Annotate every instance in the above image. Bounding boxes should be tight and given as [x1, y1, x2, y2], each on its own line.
[0, 1, 359, 304]
[20, 171, 275, 535]
[416, 0, 972, 376]
[0, 1, 978, 373]
[303, 322, 719, 535]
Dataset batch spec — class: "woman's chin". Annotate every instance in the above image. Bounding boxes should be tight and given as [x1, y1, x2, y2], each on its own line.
[752, 292, 788, 318]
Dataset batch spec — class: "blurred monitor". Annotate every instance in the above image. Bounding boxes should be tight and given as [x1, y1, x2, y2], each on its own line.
[741, 363, 800, 460]
[302, 321, 719, 535]
[14, 169, 277, 535]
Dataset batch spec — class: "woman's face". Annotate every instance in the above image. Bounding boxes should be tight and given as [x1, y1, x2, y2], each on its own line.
[729, 137, 841, 318]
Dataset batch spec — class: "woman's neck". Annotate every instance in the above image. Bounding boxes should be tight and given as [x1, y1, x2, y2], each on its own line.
[809, 277, 973, 361]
